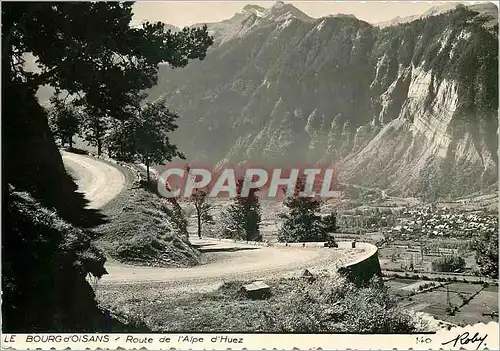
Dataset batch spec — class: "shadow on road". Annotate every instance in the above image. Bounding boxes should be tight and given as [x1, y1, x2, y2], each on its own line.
[190, 242, 219, 248]
[197, 247, 260, 253]
[60, 148, 111, 229]
[64, 173, 109, 229]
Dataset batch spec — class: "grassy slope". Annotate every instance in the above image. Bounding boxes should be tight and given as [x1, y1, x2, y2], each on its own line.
[97, 275, 439, 333]
[92, 162, 200, 267]
[67, 138, 201, 267]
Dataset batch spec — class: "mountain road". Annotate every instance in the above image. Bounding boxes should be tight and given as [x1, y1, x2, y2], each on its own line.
[62, 151, 365, 289]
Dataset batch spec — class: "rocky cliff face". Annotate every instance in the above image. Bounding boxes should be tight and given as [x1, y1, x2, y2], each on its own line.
[148, 3, 498, 200]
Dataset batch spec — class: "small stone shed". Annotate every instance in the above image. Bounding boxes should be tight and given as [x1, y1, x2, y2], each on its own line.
[241, 281, 271, 299]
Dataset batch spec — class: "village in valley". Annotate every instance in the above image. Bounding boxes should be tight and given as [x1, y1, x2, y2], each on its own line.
[176, 178, 498, 328]
[322, 187, 498, 326]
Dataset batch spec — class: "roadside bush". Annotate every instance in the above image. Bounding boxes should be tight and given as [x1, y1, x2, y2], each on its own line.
[446, 305, 459, 316]
[471, 230, 498, 278]
[431, 255, 466, 273]
[217, 209, 240, 239]
[160, 199, 189, 236]
[112, 274, 439, 333]
[214, 281, 248, 300]
[263, 276, 434, 333]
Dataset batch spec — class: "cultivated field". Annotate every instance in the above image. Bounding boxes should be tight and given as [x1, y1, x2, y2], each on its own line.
[386, 277, 498, 325]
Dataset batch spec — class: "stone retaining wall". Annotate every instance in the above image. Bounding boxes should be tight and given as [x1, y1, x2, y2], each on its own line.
[337, 242, 382, 286]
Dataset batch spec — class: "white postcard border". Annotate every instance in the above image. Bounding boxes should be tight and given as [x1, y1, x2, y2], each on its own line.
[1, 322, 498, 350]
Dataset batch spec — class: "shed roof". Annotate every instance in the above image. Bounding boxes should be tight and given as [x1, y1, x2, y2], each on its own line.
[243, 281, 270, 292]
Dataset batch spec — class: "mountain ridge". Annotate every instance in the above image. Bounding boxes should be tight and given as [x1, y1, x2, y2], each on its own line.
[375, 2, 497, 28]
[185, 2, 497, 45]
[148, 4, 498, 200]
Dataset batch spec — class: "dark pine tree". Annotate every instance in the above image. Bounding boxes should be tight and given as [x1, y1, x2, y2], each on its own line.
[225, 178, 262, 241]
[277, 176, 328, 243]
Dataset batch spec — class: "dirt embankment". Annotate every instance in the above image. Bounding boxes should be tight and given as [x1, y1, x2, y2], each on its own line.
[62, 151, 200, 268]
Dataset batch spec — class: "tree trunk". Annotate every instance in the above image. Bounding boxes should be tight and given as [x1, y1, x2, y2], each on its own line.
[196, 207, 202, 239]
[69, 135, 73, 149]
[145, 154, 150, 182]
[246, 220, 250, 241]
[97, 139, 102, 156]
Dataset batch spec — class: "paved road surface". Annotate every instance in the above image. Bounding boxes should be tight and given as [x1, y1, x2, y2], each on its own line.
[101, 238, 364, 285]
[62, 151, 125, 209]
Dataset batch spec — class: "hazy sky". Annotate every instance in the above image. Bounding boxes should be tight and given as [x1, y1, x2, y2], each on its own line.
[132, 1, 461, 27]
